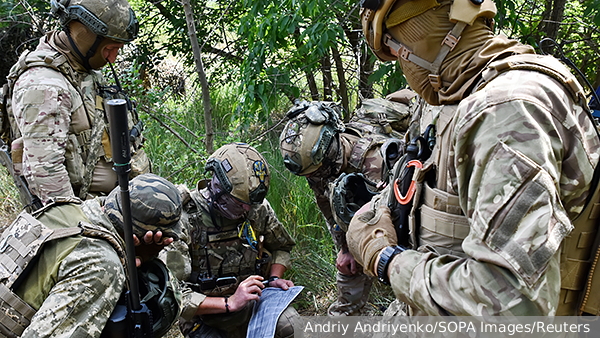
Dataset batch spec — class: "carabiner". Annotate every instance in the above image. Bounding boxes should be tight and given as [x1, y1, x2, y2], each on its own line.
[393, 160, 423, 205]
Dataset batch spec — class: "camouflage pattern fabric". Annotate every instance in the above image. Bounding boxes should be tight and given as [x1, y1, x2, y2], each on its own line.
[359, 68, 600, 316]
[104, 173, 182, 239]
[10, 35, 87, 202]
[327, 271, 373, 316]
[305, 131, 385, 317]
[184, 302, 298, 338]
[8, 32, 149, 205]
[14, 202, 125, 337]
[307, 132, 384, 248]
[159, 185, 296, 330]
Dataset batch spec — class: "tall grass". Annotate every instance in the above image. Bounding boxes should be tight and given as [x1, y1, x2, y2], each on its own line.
[0, 165, 21, 229]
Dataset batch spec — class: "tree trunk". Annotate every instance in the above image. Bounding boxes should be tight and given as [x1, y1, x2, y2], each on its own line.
[321, 55, 333, 101]
[331, 45, 349, 120]
[359, 44, 375, 100]
[540, 0, 566, 41]
[306, 71, 319, 101]
[182, 0, 214, 154]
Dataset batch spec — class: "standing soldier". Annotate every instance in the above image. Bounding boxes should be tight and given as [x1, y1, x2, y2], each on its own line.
[160, 143, 300, 338]
[2, 0, 149, 207]
[279, 97, 413, 316]
[347, 0, 600, 316]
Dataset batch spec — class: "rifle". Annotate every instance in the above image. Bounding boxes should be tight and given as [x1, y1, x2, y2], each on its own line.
[103, 99, 153, 338]
[0, 138, 43, 212]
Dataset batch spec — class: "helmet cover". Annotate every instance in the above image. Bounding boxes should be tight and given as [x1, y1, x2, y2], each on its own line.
[205, 143, 270, 205]
[279, 101, 345, 176]
[50, 0, 139, 42]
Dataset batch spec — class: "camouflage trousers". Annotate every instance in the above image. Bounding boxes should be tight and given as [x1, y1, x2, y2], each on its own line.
[183, 301, 300, 338]
[327, 271, 374, 316]
[20, 237, 125, 338]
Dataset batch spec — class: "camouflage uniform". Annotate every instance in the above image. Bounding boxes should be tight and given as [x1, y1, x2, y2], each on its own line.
[13, 199, 125, 337]
[306, 132, 384, 316]
[361, 61, 600, 316]
[6, 173, 181, 337]
[8, 31, 149, 205]
[159, 184, 297, 338]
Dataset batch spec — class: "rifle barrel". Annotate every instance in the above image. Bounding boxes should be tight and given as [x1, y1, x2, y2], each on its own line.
[106, 99, 141, 310]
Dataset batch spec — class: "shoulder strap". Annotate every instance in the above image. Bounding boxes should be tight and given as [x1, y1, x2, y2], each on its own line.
[478, 54, 587, 106]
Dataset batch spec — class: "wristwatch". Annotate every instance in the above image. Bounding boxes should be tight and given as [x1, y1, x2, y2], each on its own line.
[377, 245, 405, 285]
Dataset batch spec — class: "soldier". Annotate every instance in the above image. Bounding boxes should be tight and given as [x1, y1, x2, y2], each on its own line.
[346, 0, 600, 316]
[279, 97, 412, 316]
[1, 173, 181, 337]
[3, 0, 149, 206]
[159, 143, 300, 338]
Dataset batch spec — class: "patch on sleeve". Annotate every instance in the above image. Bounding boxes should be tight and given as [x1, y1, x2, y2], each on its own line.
[22, 90, 45, 104]
[480, 142, 572, 287]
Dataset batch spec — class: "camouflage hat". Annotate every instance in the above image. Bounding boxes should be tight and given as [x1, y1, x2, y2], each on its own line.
[105, 173, 182, 239]
[50, 0, 139, 42]
[205, 143, 270, 205]
[279, 101, 345, 176]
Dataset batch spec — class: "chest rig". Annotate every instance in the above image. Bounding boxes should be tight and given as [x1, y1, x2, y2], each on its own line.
[184, 189, 268, 296]
[2, 48, 148, 200]
[390, 54, 600, 316]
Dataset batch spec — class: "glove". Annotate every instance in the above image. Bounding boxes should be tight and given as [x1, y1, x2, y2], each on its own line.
[346, 205, 397, 277]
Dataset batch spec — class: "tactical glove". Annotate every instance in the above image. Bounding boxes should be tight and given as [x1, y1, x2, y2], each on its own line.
[346, 205, 397, 277]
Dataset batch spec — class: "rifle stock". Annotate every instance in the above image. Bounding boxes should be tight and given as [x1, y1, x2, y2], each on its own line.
[0, 139, 42, 212]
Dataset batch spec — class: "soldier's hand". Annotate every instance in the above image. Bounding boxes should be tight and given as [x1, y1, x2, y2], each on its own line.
[269, 278, 294, 291]
[346, 203, 397, 277]
[228, 275, 264, 311]
[336, 247, 358, 275]
[133, 230, 174, 267]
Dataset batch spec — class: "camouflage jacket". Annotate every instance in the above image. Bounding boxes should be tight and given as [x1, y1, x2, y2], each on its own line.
[13, 199, 126, 337]
[372, 60, 600, 316]
[8, 32, 149, 204]
[159, 185, 296, 321]
[307, 132, 385, 248]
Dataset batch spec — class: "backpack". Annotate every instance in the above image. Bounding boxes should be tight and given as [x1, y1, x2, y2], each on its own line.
[347, 96, 414, 139]
[0, 198, 127, 337]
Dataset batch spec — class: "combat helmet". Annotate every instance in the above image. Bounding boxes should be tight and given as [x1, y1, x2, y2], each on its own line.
[104, 173, 182, 239]
[138, 258, 181, 337]
[103, 258, 181, 337]
[205, 143, 270, 205]
[279, 100, 345, 176]
[50, 0, 139, 42]
[329, 173, 379, 232]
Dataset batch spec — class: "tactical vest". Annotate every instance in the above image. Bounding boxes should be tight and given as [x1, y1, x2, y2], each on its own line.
[344, 98, 412, 180]
[1, 48, 149, 200]
[399, 54, 600, 316]
[0, 199, 128, 337]
[349, 97, 412, 139]
[184, 189, 266, 297]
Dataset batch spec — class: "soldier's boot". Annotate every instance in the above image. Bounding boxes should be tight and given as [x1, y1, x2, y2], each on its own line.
[327, 271, 374, 316]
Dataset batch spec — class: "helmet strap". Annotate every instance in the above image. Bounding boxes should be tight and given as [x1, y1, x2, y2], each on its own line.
[207, 180, 225, 229]
[65, 26, 104, 71]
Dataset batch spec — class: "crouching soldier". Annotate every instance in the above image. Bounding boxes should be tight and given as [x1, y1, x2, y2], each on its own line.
[0, 173, 182, 337]
[159, 143, 300, 338]
[278, 95, 415, 316]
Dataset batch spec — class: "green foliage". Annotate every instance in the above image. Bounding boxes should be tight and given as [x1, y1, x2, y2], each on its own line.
[0, 0, 52, 85]
[0, 165, 21, 229]
[369, 61, 407, 96]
